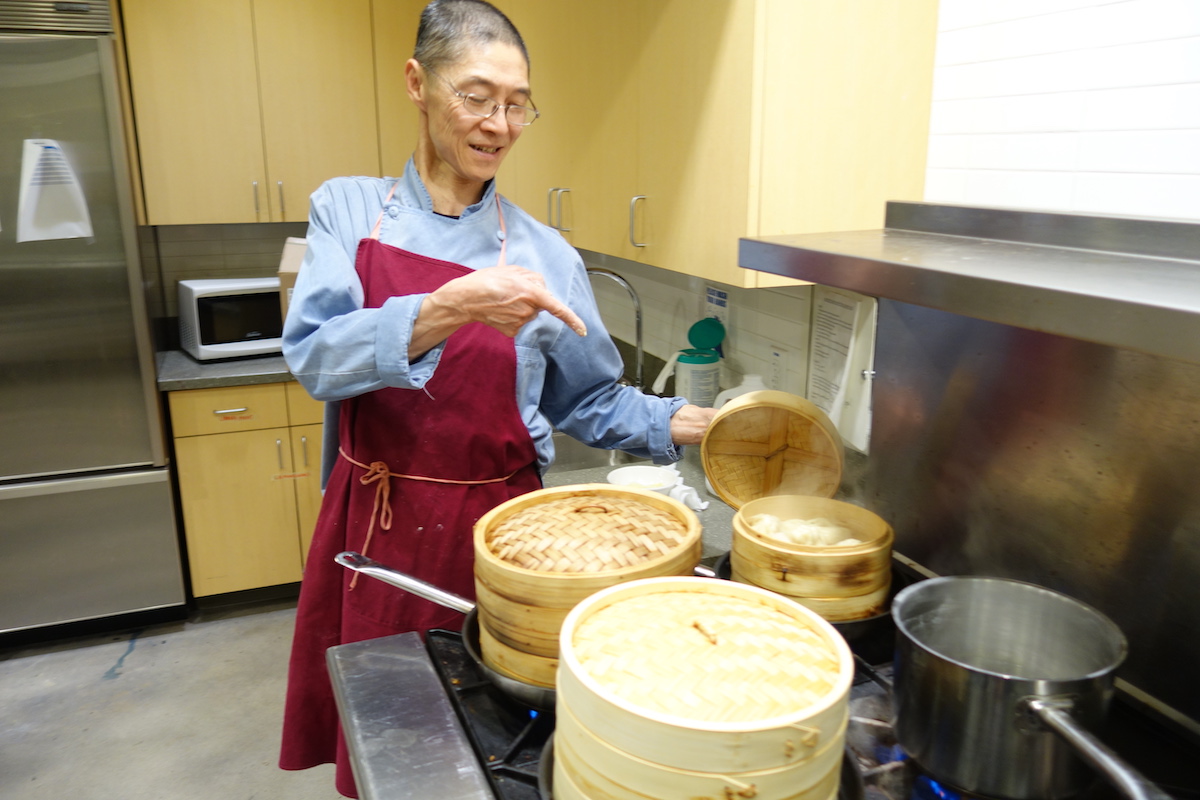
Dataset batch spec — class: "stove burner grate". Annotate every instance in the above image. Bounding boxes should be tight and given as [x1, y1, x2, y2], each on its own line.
[427, 629, 552, 800]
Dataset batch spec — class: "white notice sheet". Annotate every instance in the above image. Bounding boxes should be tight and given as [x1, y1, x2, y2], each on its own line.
[806, 286, 877, 453]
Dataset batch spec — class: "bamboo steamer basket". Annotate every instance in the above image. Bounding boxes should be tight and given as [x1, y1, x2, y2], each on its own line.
[554, 691, 846, 800]
[731, 495, 894, 614]
[557, 576, 853, 775]
[701, 392, 893, 622]
[702, 390, 843, 506]
[474, 484, 701, 676]
[476, 616, 558, 688]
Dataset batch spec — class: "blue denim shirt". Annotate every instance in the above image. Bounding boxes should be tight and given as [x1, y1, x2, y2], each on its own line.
[283, 159, 685, 484]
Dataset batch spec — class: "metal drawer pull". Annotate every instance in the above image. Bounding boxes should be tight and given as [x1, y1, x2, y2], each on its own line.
[300, 435, 309, 467]
[629, 195, 646, 247]
[556, 187, 571, 232]
[276, 439, 284, 470]
[252, 181, 260, 217]
[277, 181, 285, 219]
[212, 407, 248, 415]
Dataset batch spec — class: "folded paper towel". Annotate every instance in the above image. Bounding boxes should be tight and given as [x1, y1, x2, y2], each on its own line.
[662, 465, 709, 512]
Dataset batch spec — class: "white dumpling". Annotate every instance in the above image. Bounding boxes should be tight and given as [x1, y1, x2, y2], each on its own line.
[748, 513, 782, 536]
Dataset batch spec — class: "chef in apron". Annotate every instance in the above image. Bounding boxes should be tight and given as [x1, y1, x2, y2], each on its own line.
[278, 1, 716, 795]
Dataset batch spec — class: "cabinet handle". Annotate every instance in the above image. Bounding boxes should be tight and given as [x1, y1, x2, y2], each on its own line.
[277, 181, 286, 219]
[629, 195, 647, 247]
[300, 435, 309, 468]
[556, 188, 571, 232]
[276, 439, 284, 470]
[212, 407, 249, 415]
[252, 181, 260, 219]
[546, 187, 560, 228]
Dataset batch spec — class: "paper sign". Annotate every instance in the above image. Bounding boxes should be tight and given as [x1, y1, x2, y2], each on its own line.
[17, 139, 94, 243]
[806, 286, 877, 453]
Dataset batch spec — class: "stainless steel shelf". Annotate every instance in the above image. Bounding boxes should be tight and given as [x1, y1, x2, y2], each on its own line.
[739, 202, 1200, 365]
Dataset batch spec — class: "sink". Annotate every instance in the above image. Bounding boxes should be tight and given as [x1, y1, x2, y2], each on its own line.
[546, 431, 641, 473]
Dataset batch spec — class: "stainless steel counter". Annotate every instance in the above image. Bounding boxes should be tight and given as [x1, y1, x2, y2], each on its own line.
[739, 202, 1200, 365]
[327, 632, 495, 800]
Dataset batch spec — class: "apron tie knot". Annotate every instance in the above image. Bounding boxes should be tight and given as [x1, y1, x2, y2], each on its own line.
[340, 449, 396, 589]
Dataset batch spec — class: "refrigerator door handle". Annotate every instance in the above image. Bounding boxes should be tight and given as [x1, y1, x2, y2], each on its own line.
[0, 469, 168, 500]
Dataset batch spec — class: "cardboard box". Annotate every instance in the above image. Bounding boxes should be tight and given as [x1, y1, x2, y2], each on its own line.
[277, 236, 308, 321]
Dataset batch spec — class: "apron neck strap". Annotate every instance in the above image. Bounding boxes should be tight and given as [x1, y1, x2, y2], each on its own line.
[369, 181, 400, 241]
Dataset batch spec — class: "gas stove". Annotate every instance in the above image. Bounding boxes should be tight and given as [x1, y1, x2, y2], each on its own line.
[423, 610, 1200, 800]
[329, 569, 1200, 800]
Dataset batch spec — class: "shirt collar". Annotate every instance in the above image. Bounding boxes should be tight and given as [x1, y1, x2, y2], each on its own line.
[400, 156, 497, 219]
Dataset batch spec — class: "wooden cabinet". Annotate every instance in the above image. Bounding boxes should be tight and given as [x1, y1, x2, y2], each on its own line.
[169, 382, 324, 596]
[122, 0, 380, 224]
[500, 0, 937, 287]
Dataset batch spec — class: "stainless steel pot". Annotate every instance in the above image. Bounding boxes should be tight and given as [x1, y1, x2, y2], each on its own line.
[335, 551, 557, 712]
[892, 576, 1170, 800]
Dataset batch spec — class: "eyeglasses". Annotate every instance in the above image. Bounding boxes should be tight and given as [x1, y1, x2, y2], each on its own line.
[422, 63, 539, 127]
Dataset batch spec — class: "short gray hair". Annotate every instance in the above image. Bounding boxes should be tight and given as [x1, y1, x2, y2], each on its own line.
[413, 0, 529, 73]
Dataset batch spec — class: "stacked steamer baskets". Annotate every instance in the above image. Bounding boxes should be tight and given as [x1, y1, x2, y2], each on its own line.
[555, 576, 854, 800]
[473, 484, 702, 689]
[702, 390, 894, 623]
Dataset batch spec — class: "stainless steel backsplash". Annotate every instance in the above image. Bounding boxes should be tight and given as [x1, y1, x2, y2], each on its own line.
[843, 298, 1200, 731]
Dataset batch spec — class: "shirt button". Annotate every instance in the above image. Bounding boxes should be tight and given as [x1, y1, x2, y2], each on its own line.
[387, 205, 400, 218]
[497, 230, 506, 241]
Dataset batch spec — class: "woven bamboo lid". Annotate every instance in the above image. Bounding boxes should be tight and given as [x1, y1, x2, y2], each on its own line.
[565, 577, 850, 725]
[702, 390, 843, 508]
[482, 486, 695, 574]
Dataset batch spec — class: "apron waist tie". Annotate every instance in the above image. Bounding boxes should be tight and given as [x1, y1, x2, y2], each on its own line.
[337, 447, 519, 588]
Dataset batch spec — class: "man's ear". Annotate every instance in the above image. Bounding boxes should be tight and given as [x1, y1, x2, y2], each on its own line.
[404, 58, 427, 110]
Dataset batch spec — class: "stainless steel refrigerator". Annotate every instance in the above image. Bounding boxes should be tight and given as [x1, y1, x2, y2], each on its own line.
[0, 5, 185, 635]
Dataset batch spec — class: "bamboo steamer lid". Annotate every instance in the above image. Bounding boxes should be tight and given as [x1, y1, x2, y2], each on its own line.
[731, 495, 895, 601]
[557, 576, 853, 774]
[554, 693, 846, 800]
[702, 390, 843, 509]
[474, 484, 701, 602]
[473, 484, 701, 675]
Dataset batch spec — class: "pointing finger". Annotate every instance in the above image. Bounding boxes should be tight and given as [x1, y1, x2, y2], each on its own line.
[530, 284, 587, 336]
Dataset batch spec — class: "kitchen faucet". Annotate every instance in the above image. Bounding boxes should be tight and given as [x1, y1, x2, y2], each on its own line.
[585, 267, 644, 391]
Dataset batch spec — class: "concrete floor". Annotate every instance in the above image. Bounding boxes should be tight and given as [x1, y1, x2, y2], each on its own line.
[1, 599, 340, 799]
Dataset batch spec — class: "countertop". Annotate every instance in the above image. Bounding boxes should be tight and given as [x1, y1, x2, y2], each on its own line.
[155, 349, 292, 391]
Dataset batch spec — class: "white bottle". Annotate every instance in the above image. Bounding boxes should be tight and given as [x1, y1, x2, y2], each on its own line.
[713, 373, 768, 409]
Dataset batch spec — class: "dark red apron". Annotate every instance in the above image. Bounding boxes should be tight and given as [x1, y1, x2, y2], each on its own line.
[279, 193, 541, 797]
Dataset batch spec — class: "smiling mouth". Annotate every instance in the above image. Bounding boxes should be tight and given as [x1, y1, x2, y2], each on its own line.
[470, 144, 500, 154]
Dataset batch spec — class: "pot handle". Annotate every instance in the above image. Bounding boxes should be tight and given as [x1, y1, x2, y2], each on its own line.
[334, 551, 475, 615]
[1026, 698, 1173, 800]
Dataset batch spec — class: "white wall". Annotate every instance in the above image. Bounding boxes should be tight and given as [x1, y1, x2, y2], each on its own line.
[925, 0, 1200, 220]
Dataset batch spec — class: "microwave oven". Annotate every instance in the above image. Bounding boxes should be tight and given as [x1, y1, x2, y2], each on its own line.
[178, 277, 284, 361]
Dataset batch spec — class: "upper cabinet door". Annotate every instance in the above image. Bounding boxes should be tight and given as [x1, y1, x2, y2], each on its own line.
[122, 0, 267, 225]
[372, 0, 424, 179]
[123, 0, 381, 225]
[254, 0, 381, 222]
